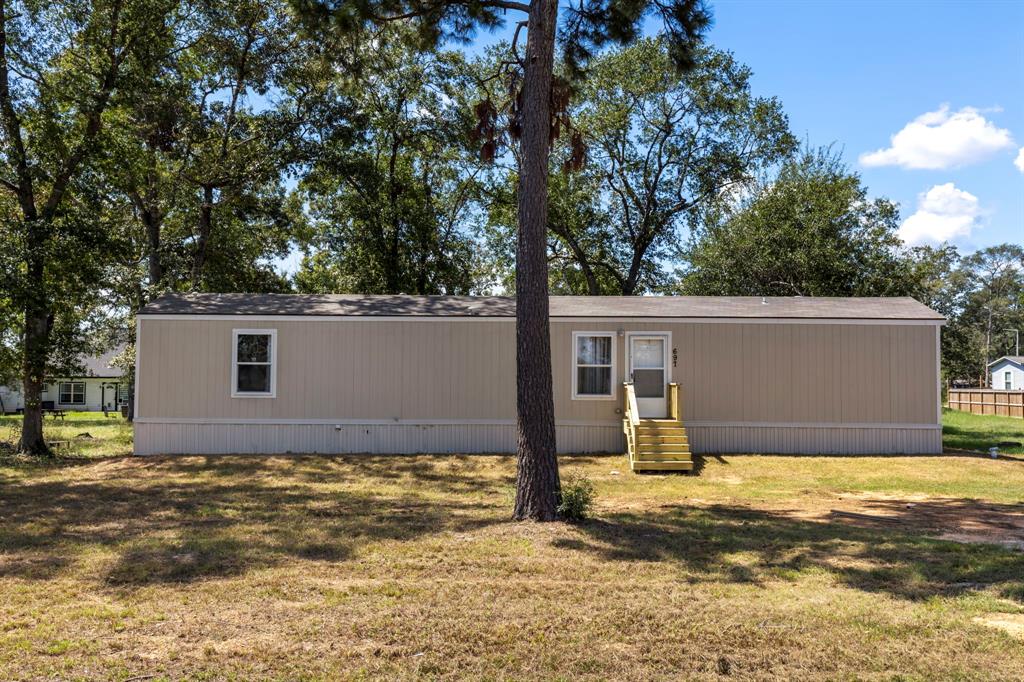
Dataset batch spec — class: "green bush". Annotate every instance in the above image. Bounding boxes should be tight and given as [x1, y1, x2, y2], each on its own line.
[558, 474, 596, 521]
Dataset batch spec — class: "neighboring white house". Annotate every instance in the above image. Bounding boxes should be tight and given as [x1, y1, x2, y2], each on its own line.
[0, 346, 128, 414]
[988, 356, 1024, 391]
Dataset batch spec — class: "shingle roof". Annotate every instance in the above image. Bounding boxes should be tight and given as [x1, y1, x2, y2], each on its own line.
[73, 346, 126, 378]
[140, 293, 944, 320]
[988, 356, 1024, 367]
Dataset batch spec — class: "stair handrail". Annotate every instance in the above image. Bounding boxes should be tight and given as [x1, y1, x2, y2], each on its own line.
[623, 382, 639, 464]
[624, 381, 639, 427]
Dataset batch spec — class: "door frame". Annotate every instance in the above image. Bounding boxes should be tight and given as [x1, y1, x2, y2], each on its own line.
[625, 331, 672, 418]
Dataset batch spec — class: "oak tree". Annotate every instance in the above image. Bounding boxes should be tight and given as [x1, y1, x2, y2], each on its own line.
[679, 146, 920, 298]
[294, 26, 481, 295]
[484, 38, 793, 295]
[0, 0, 176, 453]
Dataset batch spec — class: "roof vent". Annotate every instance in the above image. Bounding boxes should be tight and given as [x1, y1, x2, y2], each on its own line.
[761, 297, 767, 305]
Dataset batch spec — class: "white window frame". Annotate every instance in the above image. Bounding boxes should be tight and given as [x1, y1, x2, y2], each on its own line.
[571, 331, 617, 400]
[58, 381, 85, 405]
[231, 329, 277, 398]
[1006, 371, 1013, 391]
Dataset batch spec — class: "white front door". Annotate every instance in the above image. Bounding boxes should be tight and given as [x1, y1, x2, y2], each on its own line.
[628, 334, 669, 418]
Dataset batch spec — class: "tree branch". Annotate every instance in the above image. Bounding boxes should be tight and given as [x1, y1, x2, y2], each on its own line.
[372, 0, 529, 24]
[0, 0, 37, 219]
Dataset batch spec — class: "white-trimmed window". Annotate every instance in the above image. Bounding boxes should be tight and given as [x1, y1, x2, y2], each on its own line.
[232, 329, 277, 398]
[572, 331, 615, 399]
[59, 382, 85, 405]
[1006, 371, 1013, 390]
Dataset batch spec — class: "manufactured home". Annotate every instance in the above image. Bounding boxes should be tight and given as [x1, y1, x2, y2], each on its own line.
[134, 294, 944, 465]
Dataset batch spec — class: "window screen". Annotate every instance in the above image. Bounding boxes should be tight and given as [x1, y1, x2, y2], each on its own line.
[631, 338, 665, 398]
[234, 332, 274, 395]
[574, 334, 613, 397]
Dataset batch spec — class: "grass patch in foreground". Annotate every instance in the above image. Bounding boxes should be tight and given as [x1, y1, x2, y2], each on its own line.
[0, 411, 132, 459]
[942, 407, 1024, 455]
[0, 452, 1022, 679]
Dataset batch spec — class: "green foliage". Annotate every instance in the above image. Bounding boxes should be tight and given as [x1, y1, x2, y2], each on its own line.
[677, 143, 1024, 384]
[0, 297, 20, 390]
[0, 0, 181, 450]
[941, 245, 1024, 383]
[679, 145, 919, 298]
[102, 0, 313, 301]
[557, 474, 596, 521]
[483, 38, 795, 294]
[294, 27, 483, 295]
[296, 0, 711, 81]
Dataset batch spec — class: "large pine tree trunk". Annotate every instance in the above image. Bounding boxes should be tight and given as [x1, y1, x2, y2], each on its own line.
[513, 0, 560, 521]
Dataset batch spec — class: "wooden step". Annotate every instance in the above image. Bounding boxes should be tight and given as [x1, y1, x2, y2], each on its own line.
[637, 428, 687, 438]
[626, 413, 693, 473]
[634, 452, 692, 459]
[636, 442, 691, 454]
[631, 459, 694, 472]
[636, 435, 688, 444]
[636, 452, 691, 462]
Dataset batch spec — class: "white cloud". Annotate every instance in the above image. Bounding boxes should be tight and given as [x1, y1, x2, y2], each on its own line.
[860, 105, 1014, 170]
[1015, 147, 1024, 173]
[899, 183, 982, 245]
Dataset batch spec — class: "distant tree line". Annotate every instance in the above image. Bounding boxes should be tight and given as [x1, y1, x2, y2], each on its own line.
[1, 1, 1020, 464]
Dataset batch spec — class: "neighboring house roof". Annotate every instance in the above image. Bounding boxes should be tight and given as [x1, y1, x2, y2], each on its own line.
[987, 356, 1024, 369]
[140, 293, 944, 320]
[63, 345, 126, 379]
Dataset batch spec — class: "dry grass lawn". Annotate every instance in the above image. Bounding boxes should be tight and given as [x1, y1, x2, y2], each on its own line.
[0, 446, 1021, 680]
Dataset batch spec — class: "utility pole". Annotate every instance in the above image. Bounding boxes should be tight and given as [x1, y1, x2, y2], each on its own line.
[982, 305, 993, 387]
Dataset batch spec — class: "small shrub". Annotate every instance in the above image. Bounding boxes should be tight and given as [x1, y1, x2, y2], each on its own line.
[558, 474, 596, 521]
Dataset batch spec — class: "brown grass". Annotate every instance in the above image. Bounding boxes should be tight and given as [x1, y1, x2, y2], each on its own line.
[1, 450, 1023, 680]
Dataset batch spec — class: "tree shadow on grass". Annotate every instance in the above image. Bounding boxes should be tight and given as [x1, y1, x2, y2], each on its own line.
[557, 501, 1024, 603]
[5, 452, 1021, 607]
[0, 455, 509, 587]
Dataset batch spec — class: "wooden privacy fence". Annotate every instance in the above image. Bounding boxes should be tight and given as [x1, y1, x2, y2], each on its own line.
[947, 389, 1024, 419]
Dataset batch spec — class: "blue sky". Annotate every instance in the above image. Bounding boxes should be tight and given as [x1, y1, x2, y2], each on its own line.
[705, 0, 1023, 251]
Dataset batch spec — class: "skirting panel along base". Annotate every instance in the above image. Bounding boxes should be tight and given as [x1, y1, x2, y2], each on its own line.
[134, 422, 942, 456]
[686, 425, 942, 455]
[134, 422, 624, 456]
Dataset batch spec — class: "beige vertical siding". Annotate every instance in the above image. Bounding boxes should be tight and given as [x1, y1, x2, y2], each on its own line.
[138, 319, 515, 420]
[135, 316, 941, 454]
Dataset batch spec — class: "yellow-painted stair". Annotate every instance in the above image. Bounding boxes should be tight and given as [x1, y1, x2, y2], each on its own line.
[629, 418, 693, 472]
[623, 382, 694, 473]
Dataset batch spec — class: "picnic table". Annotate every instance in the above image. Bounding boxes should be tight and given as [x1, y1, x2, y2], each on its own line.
[44, 409, 67, 421]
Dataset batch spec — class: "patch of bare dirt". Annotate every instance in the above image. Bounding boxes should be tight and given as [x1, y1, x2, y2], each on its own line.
[672, 491, 1024, 550]
[824, 495, 1024, 550]
[973, 614, 1024, 639]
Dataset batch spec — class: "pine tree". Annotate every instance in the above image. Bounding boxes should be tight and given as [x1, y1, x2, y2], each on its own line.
[297, 0, 711, 520]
